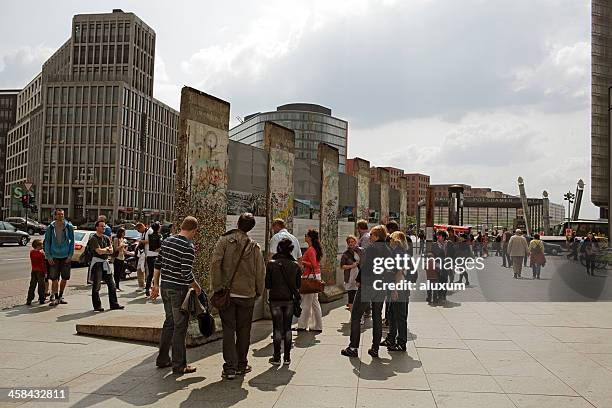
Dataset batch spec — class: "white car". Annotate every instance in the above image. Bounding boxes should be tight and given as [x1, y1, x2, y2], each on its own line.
[73, 230, 96, 265]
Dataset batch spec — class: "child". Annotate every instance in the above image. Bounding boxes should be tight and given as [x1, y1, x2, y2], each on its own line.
[425, 251, 438, 305]
[27, 239, 47, 305]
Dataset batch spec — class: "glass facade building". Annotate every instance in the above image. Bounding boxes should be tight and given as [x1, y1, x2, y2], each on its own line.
[229, 103, 348, 172]
[0, 90, 19, 216]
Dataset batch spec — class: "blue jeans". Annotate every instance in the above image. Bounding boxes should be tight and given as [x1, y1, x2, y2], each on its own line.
[157, 286, 189, 372]
[532, 264, 541, 278]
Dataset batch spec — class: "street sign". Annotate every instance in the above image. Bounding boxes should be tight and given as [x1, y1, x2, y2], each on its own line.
[24, 182, 33, 191]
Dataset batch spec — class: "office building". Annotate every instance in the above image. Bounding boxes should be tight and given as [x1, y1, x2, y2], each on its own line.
[229, 103, 348, 172]
[0, 90, 19, 217]
[3, 10, 178, 223]
[592, 0, 611, 217]
[405, 173, 430, 217]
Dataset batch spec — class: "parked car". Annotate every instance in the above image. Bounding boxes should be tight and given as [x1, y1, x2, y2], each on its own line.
[543, 242, 562, 256]
[4, 217, 46, 235]
[73, 230, 96, 265]
[76, 222, 97, 231]
[112, 223, 135, 233]
[0, 221, 30, 246]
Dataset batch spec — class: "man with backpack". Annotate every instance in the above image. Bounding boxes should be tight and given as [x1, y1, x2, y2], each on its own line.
[145, 222, 163, 297]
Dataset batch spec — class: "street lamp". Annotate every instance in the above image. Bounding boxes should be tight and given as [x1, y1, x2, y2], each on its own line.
[563, 191, 575, 222]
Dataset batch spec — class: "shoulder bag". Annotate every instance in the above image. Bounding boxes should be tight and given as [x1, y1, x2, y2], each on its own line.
[210, 239, 250, 311]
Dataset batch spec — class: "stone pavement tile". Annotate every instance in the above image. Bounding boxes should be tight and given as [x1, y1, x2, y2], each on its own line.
[566, 342, 612, 354]
[587, 353, 612, 371]
[471, 349, 550, 377]
[508, 394, 594, 408]
[0, 367, 64, 388]
[357, 350, 428, 391]
[0, 339, 89, 355]
[432, 391, 516, 408]
[417, 348, 488, 375]
[0, 352, 54, 370]
[426, 373, 502, 393]
[274, 385, 356, 408]
[356, 388, 436, 408]
[584, 394, 612, 408]
[16, 353, 117, 387]
[463, 339, 521, 351]
[543, 327, 612, 344]
[414, 337, 468, 350]
[94, 352, 159, 377]
[449, 323, 509, 341]
[520, 313, 582, 328]
[493, 374, 578, 396]
[63, 373, 147, 396]
[409, 322, 460, 339]
[514, 340, 576, 354]
[495, 324, 561, 343]
[290, 345, 360, 388]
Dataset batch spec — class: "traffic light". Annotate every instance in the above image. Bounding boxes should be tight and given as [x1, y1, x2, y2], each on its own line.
[28, 192, 36, 208]
[20, 194, 29, 208]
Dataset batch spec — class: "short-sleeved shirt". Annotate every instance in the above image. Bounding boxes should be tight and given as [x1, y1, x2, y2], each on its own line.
[89, 234, 111, 260]
[269, 229, 302, 260]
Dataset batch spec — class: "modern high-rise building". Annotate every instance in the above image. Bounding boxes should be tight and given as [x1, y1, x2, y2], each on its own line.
[0, 90, 19, 217]
[229, 103, 348, 172]
[3, 9, 178, 223]
[592, 0, 611, 217]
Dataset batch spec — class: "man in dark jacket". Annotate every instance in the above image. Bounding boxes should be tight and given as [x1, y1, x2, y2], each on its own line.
[265, 238, 302, 365]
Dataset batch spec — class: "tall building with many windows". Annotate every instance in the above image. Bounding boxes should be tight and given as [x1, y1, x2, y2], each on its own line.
[3, 9, 178, 223]
[0, 90, 19, 216]
[592, 0, 611, 217]
[229, 103, 348, 172]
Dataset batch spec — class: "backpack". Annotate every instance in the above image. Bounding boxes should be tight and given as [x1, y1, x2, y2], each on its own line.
[148, 232, 162, 252]
[531, 243, 543, 255]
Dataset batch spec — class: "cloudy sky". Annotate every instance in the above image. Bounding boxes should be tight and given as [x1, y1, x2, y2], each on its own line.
[0, 0, 596, 217]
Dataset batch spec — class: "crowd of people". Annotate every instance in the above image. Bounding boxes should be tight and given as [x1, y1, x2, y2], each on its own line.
[24, 209, 604, 378]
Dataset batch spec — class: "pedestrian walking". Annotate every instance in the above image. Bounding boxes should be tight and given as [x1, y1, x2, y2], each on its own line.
[150, 216, 200, 375]
[296, 229, 324, 332]
[89, 220, 124, 312]
[432, 230, 449, 301]
[26, 239, 47, 305]
[341, 225, 391, 359]
[418, 230, 426, 255]
[501, 228, 512, 267]
[507, 229, 529, 279]
[495, 232, 502, 256]
[112, 227, 131, 291]
[211, 213, 265, 380]
[145, 222, 163, 297]
[265, 238, 302, 366]
[454, 233, 472, 285]
[268, 218, 302, 262]
[580, 233, 599, 276]
[341, 235, 361, 312]
[381, 231, 411, 352]
[135, 223, 147, 291]
[43, 208, 75, 306]
[482, 232, 489, 257]
[425, 251, 439, 304]
[528, 233, 546, 279]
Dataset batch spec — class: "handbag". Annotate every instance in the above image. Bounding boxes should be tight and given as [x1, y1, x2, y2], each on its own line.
[277, 261, 302, 318]
[300, 273, 325, 294]
[210, 239, 250, 311]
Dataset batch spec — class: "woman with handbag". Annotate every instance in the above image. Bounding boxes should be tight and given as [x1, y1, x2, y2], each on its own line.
[296, 229, 323, 332]
[265, 238, 302, 365]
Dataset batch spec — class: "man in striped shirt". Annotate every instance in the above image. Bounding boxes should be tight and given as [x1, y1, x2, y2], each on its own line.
[150, 216, 201, 375]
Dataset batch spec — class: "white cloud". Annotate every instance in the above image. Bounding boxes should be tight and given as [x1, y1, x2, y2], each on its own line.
[0, 45, 53, 87]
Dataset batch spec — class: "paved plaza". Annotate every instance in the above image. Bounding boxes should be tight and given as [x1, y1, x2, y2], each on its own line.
[0, 257, 611, 407]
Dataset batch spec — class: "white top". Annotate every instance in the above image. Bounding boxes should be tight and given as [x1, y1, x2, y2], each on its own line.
[144, 227, 159, 257]
[269, 229, 302, 260]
